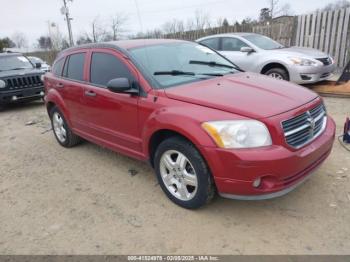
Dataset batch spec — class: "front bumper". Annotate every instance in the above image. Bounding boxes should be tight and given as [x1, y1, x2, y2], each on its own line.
[199, 116, 336, 200]
[0, 86, 45, 105]
[288, 63, 336, 84]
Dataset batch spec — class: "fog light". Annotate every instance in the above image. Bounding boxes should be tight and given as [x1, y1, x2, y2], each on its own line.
[253, 178, 261, 188]
[12, 96, 18, 101]
[300, 74, 312, 81]
[40, 91, 44, 96]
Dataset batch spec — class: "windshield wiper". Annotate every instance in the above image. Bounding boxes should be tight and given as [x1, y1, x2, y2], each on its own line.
[189, 60, 235, 69]
[198, 73, 225, 77]
[154, 70, 195, 76]
[9, 67, 29, 70]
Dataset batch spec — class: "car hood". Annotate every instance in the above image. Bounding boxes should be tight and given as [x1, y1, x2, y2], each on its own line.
[164, 72, 318, 119]
[0, 68, 43, 78]
[271, 46, 328, 58]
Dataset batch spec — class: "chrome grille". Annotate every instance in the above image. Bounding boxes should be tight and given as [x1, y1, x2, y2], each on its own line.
[5, 75, 42, 90]
[282, 103, 327, 148]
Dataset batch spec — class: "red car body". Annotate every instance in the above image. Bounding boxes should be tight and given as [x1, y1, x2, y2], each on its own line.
[44, 39, 335, 201]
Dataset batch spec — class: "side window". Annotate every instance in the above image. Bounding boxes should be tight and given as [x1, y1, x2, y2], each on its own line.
[200, 38, 219, 50]
[52, 58, 65, 77]
[63, 53, 85, 81]
[222, 38, 248, 51]
[90, 52, 134, 87]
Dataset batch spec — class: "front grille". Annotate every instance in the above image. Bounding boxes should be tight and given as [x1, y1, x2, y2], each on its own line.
[316, 57, 332, 66]
[282, 103, 327, 148]
[5, 75, 42, 90]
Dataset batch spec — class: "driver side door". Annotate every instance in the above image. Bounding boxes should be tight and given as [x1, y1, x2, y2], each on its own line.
[219, 37, 256, 72]
[80, 49, 142, 155]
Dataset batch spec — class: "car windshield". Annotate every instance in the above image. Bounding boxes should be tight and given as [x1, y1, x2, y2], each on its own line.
[0, 55, 34, 71]
[29, 57, 44, 64]
[242, 35, 284, 50]
[129, 42, 239, 88]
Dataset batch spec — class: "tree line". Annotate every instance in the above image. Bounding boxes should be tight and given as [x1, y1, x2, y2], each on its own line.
[1, 0, 349, 53]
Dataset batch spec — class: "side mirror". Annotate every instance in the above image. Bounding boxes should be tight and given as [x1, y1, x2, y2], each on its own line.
[35, 62, 42, 69]
[240, 47, 255, 53]
[107, 78, 138, 95]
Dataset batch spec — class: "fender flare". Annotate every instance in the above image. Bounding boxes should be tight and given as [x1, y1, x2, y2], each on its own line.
[142, 107, 216, 157]
[45, 89, 72, 127]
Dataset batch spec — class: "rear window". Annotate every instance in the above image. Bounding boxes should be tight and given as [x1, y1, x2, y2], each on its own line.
[63, 53, 85, 81]
[200, 38, 219, 50]
[52, 58, 65, 76]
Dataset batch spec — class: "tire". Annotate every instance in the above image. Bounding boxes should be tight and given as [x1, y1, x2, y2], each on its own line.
[49, 106, 82, 148]
[264, 68, 289, 81]
[154, 136, 215, 209]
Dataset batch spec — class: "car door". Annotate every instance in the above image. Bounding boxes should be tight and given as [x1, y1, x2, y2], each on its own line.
[80, 49, 141, 154]
[219, 37, 256, 71]
[53, 52, 87, 129]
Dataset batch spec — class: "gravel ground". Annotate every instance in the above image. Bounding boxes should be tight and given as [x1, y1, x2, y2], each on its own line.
[0, 97, 349, 255]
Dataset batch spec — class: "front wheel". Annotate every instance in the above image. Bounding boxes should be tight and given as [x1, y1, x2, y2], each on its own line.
[265, 68, 289, 81]
[154, 136, 215, 209]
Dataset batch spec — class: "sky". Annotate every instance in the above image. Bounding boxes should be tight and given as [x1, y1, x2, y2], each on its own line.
[0, 0, 336, 47]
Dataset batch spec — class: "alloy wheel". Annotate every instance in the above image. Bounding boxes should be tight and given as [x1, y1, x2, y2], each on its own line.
[268, 72, 284, 80]
[52, 112, 67, 143]
[159, 150, 198, 201]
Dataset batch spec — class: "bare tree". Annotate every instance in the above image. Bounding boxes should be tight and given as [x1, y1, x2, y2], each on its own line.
[90, 17, 106, 43]
[48, 24, 65, 51]
[162, 19, 185, 35]
[76, 34, 93, 45]
[267, 0, 293, 18]
[186, 19, 196, 31]
[38, 36, 52, 50]
[11, 32, 28, 49]
[192, 10, 211, 30]
[268, 0, 279, 18]
[110, 13, 128, 41]
[215, 17, 224, 27]
[322, 0, 350, 11]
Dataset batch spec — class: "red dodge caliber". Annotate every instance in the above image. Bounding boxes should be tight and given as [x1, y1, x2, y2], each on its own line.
[44, 39, 335, 209]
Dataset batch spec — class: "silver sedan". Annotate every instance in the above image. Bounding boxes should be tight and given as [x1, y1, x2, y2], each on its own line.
[197, 33, 336, 84]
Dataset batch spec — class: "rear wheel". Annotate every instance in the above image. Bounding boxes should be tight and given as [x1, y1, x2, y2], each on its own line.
[49, 106, 82, 148]
[154, 136, 215, 209]
[265, 68, 289, 81]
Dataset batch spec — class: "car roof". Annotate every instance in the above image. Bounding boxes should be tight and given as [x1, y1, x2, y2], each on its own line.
[0, 52, 22, 57]
[58, 39, 189, 59]
[198, 32, 259, 40]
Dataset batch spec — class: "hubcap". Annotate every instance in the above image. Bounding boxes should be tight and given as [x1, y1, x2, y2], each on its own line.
[268, 72, 284, 80]
[159, 150, 198, 201]
[52, 112, 67, 143]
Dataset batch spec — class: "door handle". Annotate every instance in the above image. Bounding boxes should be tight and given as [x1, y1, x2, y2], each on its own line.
[55, 83, 64, 88]
[85, 90, 96, 97]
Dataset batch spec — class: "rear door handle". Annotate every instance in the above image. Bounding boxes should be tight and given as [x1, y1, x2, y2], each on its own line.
[85, 90, 96, 97]
[55, 83, 64, 88]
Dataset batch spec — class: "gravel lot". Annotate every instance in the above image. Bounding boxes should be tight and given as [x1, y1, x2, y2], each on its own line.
[0, 97, 349, 255]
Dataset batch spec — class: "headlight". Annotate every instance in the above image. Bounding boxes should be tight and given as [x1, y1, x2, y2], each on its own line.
[0, 79, 6, 89]
[289, 57, 319, 66]
[329, 56, 334, 64]
[202, 120, 272, 149]
[40, 75, 45, 82]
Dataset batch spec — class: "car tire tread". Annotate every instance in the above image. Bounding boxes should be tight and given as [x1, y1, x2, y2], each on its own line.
[154, 136, 215, 209]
